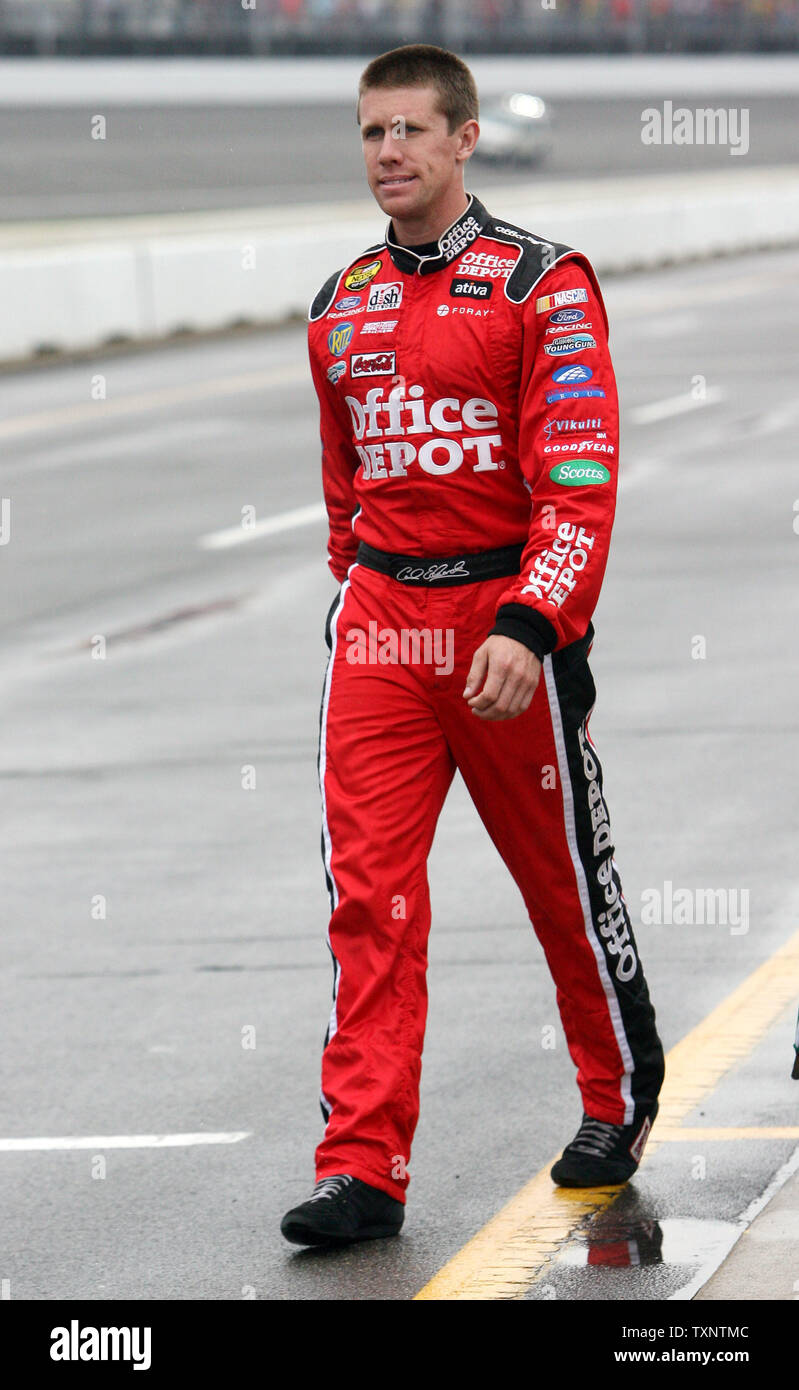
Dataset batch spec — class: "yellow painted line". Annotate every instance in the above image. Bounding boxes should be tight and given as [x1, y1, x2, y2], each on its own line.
[414, 928, 799, 1301]
[656, 1127, 799, 1142]
[413, 1171, 623, 1302]
[0, 364, 307, 441]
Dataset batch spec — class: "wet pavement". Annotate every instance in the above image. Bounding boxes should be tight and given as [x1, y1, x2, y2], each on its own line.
[526, 1001, 799, 1300]
[2, 250, 798, 1299]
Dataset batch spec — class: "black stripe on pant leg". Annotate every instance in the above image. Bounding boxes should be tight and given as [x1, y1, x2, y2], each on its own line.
[317, 588, 344, 1124]
[551, 627, 665, 1118]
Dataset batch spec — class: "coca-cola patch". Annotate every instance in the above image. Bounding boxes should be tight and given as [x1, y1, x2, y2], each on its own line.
[350, 351, 397, 378]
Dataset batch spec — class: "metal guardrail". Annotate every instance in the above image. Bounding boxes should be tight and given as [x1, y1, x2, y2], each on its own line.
[0, 0, 797, 54]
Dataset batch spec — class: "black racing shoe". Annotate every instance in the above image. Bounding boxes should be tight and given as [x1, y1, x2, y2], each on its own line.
[280, 1174, 404, 1247]
[551, 1104, 658, 1188]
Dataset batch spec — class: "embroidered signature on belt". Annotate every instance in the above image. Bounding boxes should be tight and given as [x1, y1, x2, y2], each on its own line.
[395, 560, 470, 582]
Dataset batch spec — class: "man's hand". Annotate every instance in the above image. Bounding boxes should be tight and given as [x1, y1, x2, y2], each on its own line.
[463, 635, 542, 721]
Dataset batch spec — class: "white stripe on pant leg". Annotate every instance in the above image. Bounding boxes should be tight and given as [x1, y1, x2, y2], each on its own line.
[543, 656, 635, 1125]
[317, 572, 354, 1116]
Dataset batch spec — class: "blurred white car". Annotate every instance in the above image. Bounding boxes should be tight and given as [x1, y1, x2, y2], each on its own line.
[473, 93, 553, 166]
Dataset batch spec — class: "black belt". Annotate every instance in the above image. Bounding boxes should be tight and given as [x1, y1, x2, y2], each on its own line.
[356, 541, 523, 587]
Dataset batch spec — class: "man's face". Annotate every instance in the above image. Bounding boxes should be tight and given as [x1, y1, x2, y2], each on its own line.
[358, 84, 477, 226]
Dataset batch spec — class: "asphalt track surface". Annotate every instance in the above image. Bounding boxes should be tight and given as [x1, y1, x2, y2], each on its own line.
[0, 94, 796, 219]
[1, 247, 798, 1300]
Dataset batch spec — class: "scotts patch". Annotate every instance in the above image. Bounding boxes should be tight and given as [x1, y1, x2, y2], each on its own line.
[328, 322, 354, 356]
[350, 350, 396, 378]
[550, 461, 611, 486]
[449, 277, 493, 300]
[344, 259, 382, 290]
[544, 334, 597, 358]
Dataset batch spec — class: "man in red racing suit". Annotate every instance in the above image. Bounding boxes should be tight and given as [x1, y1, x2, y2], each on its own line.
[280, 45, 664, 1249]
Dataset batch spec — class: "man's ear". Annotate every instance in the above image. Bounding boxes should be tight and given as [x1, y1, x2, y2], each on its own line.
[456, 119, 480, 163]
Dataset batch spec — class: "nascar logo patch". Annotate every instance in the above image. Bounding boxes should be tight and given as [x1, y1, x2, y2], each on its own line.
[536, 287, 589, 313]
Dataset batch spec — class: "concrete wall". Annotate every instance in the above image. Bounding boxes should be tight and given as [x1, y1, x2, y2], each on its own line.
[3, 165, 798, 361]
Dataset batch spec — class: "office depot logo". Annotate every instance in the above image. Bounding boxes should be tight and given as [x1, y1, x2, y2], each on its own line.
[344, 385, 505, 479]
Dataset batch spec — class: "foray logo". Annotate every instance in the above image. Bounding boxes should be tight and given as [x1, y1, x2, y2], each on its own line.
[641, 101, 749, 156]
[345, 623, 454, 676]
[50, 1320, 151, 1370]
[640, 881, 749, 935]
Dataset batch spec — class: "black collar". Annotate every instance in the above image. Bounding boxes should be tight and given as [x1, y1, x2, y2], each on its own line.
[385, 193, 489, 276]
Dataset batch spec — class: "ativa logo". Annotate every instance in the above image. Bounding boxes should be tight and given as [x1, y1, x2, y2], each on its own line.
[344, 385, 505, 480]
[450, 277, 493, 299]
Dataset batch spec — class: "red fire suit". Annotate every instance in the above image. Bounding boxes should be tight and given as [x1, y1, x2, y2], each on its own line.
[307, 194, 664, 1202]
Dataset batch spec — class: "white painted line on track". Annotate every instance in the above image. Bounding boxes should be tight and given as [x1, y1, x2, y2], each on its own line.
[199, 501, 326, 550]
[0, 364, 308, 442]
[628, 385, 726, 425]
[0, 1132, 251, 1152]
[669, 1143, 799, 1300]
